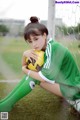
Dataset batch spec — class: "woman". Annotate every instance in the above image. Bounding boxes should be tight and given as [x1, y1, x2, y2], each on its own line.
[22, 16, 80, 113]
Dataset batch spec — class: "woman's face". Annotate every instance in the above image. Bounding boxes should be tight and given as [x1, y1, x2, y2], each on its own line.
[27, 33, 47, 51]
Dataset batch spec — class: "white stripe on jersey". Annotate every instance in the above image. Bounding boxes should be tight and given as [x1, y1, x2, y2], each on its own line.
[38, 71, 55, 84]
[47, 38, 53, 44]
[43, 42, 51, 69]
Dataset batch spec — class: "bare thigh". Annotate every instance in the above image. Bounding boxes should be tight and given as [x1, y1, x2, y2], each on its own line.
[40, 82, 63, 97]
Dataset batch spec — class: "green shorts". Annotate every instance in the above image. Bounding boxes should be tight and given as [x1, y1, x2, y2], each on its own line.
[60, 84, 80, 100]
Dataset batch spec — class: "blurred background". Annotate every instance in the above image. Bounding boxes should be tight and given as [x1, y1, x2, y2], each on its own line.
[0, 0, 80, 120]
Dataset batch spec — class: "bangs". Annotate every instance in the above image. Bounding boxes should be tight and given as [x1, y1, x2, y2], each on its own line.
[24, 28, 42, 40]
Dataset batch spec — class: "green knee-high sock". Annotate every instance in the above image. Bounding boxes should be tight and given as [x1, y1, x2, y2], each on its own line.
[0, 75, 38, 112]
[0, 75, 26, 103]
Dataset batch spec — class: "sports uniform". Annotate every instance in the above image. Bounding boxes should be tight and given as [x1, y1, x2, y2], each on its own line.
[39, 38, 80, 101]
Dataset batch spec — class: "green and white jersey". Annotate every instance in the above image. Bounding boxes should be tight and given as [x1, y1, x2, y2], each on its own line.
[39, 38, 80, 88]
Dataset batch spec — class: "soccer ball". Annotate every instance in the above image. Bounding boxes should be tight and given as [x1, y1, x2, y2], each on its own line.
[26, 50, 44, 71]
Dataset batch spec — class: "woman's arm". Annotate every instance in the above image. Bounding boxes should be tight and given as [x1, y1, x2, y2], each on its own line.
[22, 50, 45, 82]
[22, 50, 38, 66]
[22, 65, 45, 82]
[22, 53, 27, 66]
[22, 49, 37, 70]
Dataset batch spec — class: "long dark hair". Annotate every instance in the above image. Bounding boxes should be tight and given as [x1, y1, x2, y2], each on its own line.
[24, 16, 48, 41]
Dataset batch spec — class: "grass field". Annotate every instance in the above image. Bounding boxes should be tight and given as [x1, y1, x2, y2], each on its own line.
[0, 37, 80, 120]
[0, 37, 30, 79]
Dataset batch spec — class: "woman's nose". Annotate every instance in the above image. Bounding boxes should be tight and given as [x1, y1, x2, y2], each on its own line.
[32, 41, 36, 47]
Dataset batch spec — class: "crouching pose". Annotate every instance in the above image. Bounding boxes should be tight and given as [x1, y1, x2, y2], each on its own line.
[0, 16, 80, 113]
[22, 16, 80, 113]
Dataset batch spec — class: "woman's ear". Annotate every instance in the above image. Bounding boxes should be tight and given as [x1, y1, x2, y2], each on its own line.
[43, 33, 47, 39]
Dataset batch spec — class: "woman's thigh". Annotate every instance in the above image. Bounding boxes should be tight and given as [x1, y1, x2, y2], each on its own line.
[60, 84, 80, 100]
[40, 82, 63, 97]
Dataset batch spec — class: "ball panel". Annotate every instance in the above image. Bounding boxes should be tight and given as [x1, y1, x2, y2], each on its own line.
[26, 50, 44, 71]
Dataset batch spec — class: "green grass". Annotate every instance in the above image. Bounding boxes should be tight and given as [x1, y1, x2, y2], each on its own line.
[1, 38, 30, 77]
[0, 37, 80, 120]
[2, 52, 22, 74]
[0, 84, 79, 120]
[0, 73, 5, 79]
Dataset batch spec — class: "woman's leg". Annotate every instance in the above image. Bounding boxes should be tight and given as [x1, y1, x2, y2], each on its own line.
[40, 81, 63, 97]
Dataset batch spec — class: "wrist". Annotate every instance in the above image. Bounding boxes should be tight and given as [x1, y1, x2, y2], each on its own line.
[22, 66, 27, 73]
[28, 70, 31, 76]
[23, 51, 26, 57]
[22, 66, 31, 76]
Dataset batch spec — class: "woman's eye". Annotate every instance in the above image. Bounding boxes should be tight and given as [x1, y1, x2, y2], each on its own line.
[29, 41, 32, 43]
[34, 38, 38, 41]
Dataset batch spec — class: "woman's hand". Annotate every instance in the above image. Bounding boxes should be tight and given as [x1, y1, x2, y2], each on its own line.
[22, 49, 38, 72]
[23, 49, 38, 62]
[22, 65, 28, 74]
[22, 65, 26, 72]
[22, 65, 45, 83]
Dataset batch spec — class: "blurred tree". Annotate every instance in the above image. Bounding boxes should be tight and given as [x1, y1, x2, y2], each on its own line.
[0, 24, 9, 36]
[74, 23, 80, 33]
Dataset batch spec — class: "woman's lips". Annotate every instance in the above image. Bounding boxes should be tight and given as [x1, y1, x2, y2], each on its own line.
[34, 47, 39, 49]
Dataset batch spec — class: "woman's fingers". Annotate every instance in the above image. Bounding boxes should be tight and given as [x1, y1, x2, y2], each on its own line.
[31, 53, 38, 60]
[23, 49, 38, 61]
